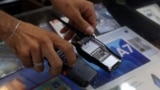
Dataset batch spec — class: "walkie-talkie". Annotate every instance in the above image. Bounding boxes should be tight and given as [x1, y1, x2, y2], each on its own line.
[72, 35, 121, 71]
[52, 13, 122, 72]
[56, 50, 97, 87]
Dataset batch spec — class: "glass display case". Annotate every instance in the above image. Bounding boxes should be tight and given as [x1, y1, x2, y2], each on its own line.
[1, 0, 160, 90]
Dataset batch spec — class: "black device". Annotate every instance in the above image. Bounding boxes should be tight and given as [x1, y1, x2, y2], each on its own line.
[72, 35, 121, 72]
[56, 50, 97, 87]
[52, 14, 122, 72]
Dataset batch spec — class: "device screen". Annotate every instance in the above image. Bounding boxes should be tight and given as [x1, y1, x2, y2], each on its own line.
[81, 39, 121, 71]
[81, 40, 110, 62]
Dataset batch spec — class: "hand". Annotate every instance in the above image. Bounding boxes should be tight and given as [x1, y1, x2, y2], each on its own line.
[8, 21, 76, 76]
[51, 0, 96, 40]
[0, 79, 26, 90]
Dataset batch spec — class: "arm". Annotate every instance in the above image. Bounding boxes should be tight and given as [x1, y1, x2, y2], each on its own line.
[0, 10, 76, 76]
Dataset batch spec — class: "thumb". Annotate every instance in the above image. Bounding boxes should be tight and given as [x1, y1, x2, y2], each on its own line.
[71, 13, 95, 35]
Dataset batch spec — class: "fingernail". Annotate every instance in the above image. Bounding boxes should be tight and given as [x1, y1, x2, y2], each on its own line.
[85, 26, 94, 34]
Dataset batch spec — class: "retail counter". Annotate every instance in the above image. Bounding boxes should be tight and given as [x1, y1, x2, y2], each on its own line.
[1, 1, 160, 90]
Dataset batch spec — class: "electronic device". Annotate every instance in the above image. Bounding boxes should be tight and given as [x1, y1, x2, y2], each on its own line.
[51, 14, 121, 72]
[56, 50, 98, 87]
[72, 35, 121, 71]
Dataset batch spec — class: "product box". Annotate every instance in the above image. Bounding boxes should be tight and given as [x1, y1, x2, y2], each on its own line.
[86, 26, 160, 90]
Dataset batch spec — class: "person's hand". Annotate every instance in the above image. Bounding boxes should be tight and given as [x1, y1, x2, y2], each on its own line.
[0, 79, 25, 90]
[7, 21, 76, 76]
[51, 0, 96, 40]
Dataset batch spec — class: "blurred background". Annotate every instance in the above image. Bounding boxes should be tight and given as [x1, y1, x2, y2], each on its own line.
[0, 0, 51, 15]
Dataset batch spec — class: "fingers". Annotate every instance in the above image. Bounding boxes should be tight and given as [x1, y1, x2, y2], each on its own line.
[16, 48, 33, 68]
[69, 11, 94, 35]
[8, 20, 76, 77]
[16, 46, 45, 72]
[31, 45, 44, 72]
[60, 21, 75, 40]
[82, 4, 97, 29]
[61, 26, 75, 40]
[60, 20, 73, 34]
[51, 0, 96, 35]
[15, 43, 44, 72]
[41, 42, 63, 76]
[64, 31, 75, 40]
[53, 38, 76, 67]
[69, 1, 96, 35]
[63, 46, 76, 67]
[60, 26, 69, 33]
[42, 36, 76, 76]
